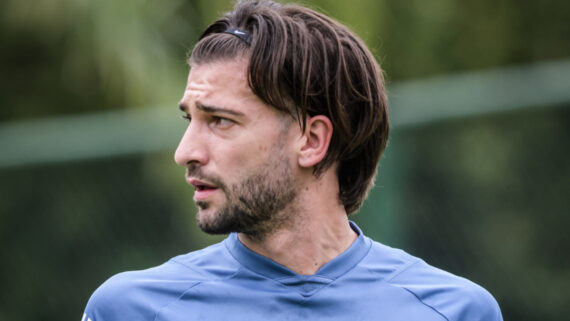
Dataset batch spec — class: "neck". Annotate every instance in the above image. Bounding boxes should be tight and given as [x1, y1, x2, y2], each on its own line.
[238, 170, 357, 275]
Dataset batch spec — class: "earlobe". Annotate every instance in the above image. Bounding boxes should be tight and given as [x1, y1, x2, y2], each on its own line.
[298, 115, 333, 168]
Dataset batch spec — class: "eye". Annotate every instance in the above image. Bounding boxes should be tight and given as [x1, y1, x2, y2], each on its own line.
[211, 116, 234, 128]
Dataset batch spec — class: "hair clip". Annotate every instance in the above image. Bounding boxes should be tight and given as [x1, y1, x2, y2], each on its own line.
[223, 27, 252, 45]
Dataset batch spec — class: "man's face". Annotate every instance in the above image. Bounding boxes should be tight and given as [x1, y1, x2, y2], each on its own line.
[175, 59, 299, 238]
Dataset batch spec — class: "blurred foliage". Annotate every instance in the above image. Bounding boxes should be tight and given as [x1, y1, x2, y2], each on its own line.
[2, 0, 568, 120]
[399, 107, 570, 320]
[0, 0, 197, 120]
[0, 0, 569, 320]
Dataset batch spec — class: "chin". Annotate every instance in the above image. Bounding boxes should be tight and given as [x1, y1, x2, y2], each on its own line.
[196, 206, 226, 234]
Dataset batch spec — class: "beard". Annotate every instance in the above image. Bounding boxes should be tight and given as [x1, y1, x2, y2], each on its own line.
[189, 149, 297, 240]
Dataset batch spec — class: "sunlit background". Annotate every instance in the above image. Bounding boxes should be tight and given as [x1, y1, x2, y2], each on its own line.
[1, 0, 569, 320]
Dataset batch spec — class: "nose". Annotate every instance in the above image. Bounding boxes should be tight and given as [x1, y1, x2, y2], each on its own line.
[174, 122, 209, 167]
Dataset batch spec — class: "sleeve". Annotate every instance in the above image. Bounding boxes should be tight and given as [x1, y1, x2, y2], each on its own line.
[81, 272, 157, 321]
[388, 260, 503, 321]
[81, 313, 93, 321]
[439, 279, 503, 321]
[81, 260, 205, 321]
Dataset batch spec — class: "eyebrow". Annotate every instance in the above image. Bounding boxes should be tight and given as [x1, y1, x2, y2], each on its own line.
[178, 102, 245, 117]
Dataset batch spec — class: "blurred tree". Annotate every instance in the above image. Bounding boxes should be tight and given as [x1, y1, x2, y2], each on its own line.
[0, 0, 197, 120]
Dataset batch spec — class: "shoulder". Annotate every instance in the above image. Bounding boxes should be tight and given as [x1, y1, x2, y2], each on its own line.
[83, 241, 238, 321]
[83, 260, 204, 321]
[367, 241, 502, 321]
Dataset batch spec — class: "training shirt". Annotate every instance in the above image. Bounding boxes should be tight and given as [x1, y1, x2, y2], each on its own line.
[82, 222, 502, 321]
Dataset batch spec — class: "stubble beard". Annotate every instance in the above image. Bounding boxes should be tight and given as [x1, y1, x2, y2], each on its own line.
[193, 151, 298, 241]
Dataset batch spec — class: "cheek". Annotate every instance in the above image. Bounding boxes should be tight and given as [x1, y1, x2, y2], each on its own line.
[211, 123, 289, 173]
[222, 142, 276, 177]
[213, 142, 256, 170]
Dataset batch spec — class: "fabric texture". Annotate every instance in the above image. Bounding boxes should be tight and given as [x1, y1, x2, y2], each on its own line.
[82, 222, 502, 321]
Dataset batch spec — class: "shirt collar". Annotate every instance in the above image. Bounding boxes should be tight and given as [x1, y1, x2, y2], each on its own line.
[224, 221, 371, 281]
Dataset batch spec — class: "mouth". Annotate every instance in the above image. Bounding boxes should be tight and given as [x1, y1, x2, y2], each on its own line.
[189, 179, 217, 190]
[188, 178, 219, 200]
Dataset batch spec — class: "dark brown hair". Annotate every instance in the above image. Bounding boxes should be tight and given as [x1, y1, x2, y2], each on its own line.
[189, 0, 389, 214]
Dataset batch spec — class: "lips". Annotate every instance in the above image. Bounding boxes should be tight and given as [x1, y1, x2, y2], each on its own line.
[190, 179, 216, 190]
[188, 178, 219, 200]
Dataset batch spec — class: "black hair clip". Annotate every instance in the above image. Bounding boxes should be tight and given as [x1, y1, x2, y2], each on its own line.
[223, 27, 252, 45]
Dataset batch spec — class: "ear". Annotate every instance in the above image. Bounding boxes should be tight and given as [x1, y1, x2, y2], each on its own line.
[298, 115, 333, 168]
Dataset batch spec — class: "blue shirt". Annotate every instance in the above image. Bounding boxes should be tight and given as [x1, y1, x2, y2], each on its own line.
[83, 223, 502, 321]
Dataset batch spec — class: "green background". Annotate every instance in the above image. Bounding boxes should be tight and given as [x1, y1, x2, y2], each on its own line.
[1, 0, 568, 320]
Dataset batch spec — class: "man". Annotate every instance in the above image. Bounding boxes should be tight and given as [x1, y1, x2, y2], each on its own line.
[83, 1, 503, 320]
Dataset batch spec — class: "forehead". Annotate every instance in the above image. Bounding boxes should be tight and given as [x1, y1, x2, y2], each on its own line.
[188, 59, 247, 88]
[184, 60, 257, 110]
